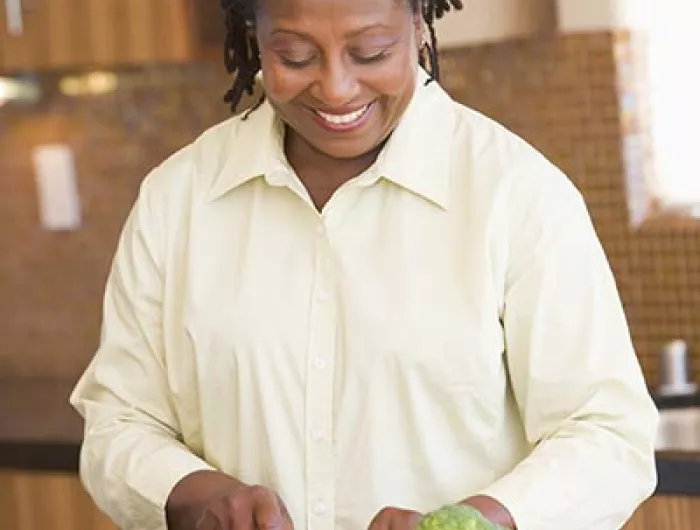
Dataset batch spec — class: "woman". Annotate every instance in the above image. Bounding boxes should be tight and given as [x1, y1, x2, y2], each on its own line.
[70, 0, 659, 529]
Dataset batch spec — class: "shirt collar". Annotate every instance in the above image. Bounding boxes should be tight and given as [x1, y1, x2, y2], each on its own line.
[372, 68, 456, 210]
[206, 68, 457, 210]
[206, 102, 289, 202]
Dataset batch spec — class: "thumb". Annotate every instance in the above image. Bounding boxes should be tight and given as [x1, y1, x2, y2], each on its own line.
[252, 489, 291, 530]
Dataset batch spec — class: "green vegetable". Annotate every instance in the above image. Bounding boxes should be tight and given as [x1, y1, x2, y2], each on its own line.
[417, 504, 507, 530]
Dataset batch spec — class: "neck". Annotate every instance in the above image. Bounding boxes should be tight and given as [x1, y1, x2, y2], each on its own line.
[285, 127, 383, 181]
[284, 127, 385, 210]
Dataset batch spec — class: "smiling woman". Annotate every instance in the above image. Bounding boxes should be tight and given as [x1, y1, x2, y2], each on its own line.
[255, 0, 421, 164]
[219, 0, 462, 203]
[69, 0, 660, 529]
[220, 0, 462, 113]
[216, 0, 462, 209]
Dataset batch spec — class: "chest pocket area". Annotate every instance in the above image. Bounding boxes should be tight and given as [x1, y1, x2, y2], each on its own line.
[379, 297, 508, 425]
[404, 311, 503, 380]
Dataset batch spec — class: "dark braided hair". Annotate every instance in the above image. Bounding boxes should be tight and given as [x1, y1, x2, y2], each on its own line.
[220, 0, 464, 115]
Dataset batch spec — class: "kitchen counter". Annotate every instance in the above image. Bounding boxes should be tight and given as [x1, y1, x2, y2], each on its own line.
[0, 378, 82, 472]
[655, 450, 700, 496]
[1, 378, 699, 495]
[654, 391, 700, 410]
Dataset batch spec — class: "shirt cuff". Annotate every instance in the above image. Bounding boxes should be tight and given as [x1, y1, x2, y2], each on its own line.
[134, 445, 215, 510]
[96, 442, 216, 530]
[474, 461, 549, 530]
[475, 479, 528, 530]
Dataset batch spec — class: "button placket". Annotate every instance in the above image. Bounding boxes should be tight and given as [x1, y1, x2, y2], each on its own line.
[311, 427, 326, 442]
[313, 356, 327, 370]
[305, 222, 337, 530]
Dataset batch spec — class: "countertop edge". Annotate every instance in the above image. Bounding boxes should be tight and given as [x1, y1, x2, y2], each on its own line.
[0, 440, 80, 473]
[655, 456, 700, 496]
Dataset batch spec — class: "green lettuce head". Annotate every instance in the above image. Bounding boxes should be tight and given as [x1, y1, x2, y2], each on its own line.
[417, 504, 508, 530]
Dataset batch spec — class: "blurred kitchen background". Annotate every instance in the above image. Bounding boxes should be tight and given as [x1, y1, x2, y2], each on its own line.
[1, 0, 699, 528]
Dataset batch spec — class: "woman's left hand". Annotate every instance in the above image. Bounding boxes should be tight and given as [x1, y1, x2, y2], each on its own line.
[367, 506, 423, 530]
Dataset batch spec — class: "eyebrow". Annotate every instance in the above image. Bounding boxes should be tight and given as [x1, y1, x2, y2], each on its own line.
[271, 23, 394, 40]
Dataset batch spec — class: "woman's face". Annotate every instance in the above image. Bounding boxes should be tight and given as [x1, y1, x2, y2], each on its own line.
[255, 0, 422, 160]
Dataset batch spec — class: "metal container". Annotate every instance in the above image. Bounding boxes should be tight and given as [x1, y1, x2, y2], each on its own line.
[655, 407, 700, 452]
[657, 339, 698, 396]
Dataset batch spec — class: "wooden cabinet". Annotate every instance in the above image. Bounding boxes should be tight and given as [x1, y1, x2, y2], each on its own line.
[0, 0, 198, 73]
[0, 470, 117, 530]
[624, 495, 700, 529]
[1, 469, 699, 530]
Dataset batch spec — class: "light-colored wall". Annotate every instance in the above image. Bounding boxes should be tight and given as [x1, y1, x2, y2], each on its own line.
[557, 0, 651, 31]
[436, 0, 650, 47]
[435, 0, 556, 47]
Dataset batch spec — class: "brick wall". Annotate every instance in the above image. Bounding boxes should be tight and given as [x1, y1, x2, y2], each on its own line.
[0, 66, 231, 378]
[439, 33, 700, 387]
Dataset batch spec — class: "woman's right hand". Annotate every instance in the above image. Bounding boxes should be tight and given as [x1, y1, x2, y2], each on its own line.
[166, 470, 294, 530]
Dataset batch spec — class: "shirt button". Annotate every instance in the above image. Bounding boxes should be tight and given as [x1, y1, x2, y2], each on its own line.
[311, 428, 326, 441]
[316, 290, 330, 302]
[316, 224, 325, 236]
[313, 501, 328, 515]
[313, 356, 326, 370]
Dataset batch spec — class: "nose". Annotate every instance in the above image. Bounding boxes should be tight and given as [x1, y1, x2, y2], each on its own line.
[310, 58, 361, 107]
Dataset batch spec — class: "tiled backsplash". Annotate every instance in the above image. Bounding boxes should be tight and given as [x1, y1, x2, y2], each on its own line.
[439, 32, 700, 387]
[0, 65, 233, 379]
[1, 33, 697, 387]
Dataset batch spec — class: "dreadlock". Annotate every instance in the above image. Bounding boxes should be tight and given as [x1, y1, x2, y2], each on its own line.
[420, 0, 464, 81]
[220, 0, 464, 116]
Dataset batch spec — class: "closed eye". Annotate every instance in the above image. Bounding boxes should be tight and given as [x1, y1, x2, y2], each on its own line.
[280, 55, 316, 69]
[353, 51, 390, 65]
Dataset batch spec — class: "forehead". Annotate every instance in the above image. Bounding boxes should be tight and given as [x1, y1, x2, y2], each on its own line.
[256, 0, 410, 31]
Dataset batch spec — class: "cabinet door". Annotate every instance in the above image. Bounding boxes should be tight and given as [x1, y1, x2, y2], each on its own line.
[96, 0, 194, 66]
[0, 3, 4, 70]
[624, 495, 700, 529]
[0, 0, 194, 73]
[0, 471, 118, 530]
[194, 0, 227, 61]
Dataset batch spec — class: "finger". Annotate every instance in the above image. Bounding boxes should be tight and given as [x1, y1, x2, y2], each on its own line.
[195, 510, 217, 530]
[229, 502, 256, 530]
[228, 492, 256, 530]
[370, 508, 422, 530]
[196, 506, 228, 530]
[251, 487, 286, 530]
[368, 507, 392, 530]
[404, 511, 423, 530]
[276, 495, 294, 530]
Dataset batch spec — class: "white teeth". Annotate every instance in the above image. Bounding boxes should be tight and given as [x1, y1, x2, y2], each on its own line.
[316, 104, 369, 125]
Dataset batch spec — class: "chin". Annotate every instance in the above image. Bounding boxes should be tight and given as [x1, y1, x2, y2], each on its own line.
[319, 144, 376, 160]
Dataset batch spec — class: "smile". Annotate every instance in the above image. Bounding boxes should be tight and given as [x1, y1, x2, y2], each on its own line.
[311, 102, 375, 132]
[316, 105, 370, 125]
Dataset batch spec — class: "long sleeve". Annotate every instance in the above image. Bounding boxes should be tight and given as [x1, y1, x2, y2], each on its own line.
[69, 181, 213, 530]
[478, 151, 659, 529]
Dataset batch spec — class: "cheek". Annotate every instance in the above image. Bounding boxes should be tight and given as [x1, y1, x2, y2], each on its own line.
[363, 45, 418, 95]
[260, 60, 307, 105]
[372, 59, 417, 100]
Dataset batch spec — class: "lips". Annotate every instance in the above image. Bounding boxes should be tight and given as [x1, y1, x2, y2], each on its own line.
[309, 102, 375, 132]
[315, 104, 370, 125]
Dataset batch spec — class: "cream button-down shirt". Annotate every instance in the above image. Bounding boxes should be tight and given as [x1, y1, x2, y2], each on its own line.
[70, 69, 659, 530]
